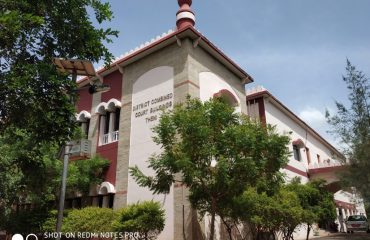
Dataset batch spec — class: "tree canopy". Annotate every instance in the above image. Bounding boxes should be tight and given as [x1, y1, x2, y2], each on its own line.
[113, 201, 165, 240]
[0, 1, 117, 232]
[326, 60, 370, 202]
[286, 178, 336, 240]
[63, 207, 116, 234]
[235, 187, 304, 240]
[0, 127, 109, 233]
[0, 0, 118, 144]
[130, 97, 291, 240]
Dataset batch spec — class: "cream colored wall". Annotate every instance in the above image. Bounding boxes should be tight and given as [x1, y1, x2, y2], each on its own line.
[334, 191, 367, 216]
[199, 72, 242, 112]
[112, 37, 251, 240]
[127, 66, 174, 240]
[264, 99, 337, 183]
[263, 97, 367, 238]
[187, 41, 248, 114]
[113, 42, 191, 240]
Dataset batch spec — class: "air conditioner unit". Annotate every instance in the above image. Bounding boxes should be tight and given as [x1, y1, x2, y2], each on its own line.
[68, 139, 91, 159]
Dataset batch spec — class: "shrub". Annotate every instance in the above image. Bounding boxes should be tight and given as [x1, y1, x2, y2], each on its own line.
[235, 187, 304, 240]
[113, 201, 165, 240]
[62, 207, 115, 234]
[42, 210, 59, 233]
[3, 207, 51, 234]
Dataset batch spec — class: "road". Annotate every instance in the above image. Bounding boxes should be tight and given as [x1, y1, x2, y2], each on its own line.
[316, 232, 370, 240]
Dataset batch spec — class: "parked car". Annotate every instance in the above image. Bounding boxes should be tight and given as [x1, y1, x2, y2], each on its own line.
[346, 215, 370, 233]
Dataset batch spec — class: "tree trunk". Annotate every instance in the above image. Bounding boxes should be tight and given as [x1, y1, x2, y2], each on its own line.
[209, 211, 216, 240]
[306, 224, 311, 240]
[220, 216, 234, 240]
[209, 198, 216, 240]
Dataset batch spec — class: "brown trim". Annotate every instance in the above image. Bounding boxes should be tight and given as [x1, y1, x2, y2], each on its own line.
[69, 155, 89, 161]
[78, 29, 179, 83]
[308, 165, 346, 174]
[285, 165, 309, 178]
[174, 183, 185, 188]
[246, 90, 345, 160]
[257, 97, 266, 126]
[213, 89, 239, 106]
[246, 91, 268, 102]
[335, 200, 356, 210]
[292, 139, 305, 148]
[246, 97, 265, 125]
[122, 101, 132, 108]
[115, 190, 127, 195]
[191, 25, 253, 82]
[174, 80, 200, 89]
[78, 26, 253, 86]
[305, 147, 311, 165]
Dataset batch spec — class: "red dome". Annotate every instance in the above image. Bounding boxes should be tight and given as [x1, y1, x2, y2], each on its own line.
[178, 0, 192, 7]
[176, 0, 195, 29]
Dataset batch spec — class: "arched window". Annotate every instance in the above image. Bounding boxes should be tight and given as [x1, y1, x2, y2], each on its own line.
[97, 182, 116, 208]
[213, 89, 241, 113]
[292, 139, 305, 162]
[95, 99, 121, 145]
[213, 89, 239, 107]
[76, 111, 91, 138]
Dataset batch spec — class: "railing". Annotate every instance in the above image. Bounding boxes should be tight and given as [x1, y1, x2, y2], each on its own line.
[308, 160, 344, 170]
[111, 131, 119, 142]
[100, 131, 119, 145]
[102, 133, 109, 145]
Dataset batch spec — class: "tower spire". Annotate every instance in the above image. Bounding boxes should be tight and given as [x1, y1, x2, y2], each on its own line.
[176, 0, 195, 29]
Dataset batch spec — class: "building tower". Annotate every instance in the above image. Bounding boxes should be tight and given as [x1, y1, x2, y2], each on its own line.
[75, 1, 253, 239]
[176, 0, 196, 29]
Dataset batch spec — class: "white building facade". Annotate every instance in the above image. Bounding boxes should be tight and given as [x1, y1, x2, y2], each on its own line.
[246, 86, 366, 238]
[73, 1, 366, 239]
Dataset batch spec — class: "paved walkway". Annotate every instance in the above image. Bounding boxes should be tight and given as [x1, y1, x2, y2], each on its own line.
[315, 232, 370, 240]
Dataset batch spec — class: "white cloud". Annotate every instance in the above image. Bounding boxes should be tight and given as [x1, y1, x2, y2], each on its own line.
[298, 107, 342, 149]
[299, 107, 326, 127]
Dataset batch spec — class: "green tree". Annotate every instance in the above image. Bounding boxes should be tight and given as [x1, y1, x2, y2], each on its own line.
[130, 97, 290, 240]
[326, 60, 370, 202]
[309, 181, 337, 229]
[42, 210, 63, 233]
[0, 127, 109, 234]
[235, 188, 279, 240]
[0, 0, 116, 233]
[2, 207, 52, 235]
[0, 0, 118, 144]
[113, 201, 165, 240]
[234, 187, 303, 240]
[287, 180, 319, 240]
[286, 179, 336, 240]
[277, 189, 304, 240]
[63, 207, 116, 235]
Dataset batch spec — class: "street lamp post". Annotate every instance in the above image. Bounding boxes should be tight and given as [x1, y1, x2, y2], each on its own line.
[52, 58, 110, 239]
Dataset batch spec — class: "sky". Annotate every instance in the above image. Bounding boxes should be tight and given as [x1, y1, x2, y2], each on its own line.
[92, 0, 370, 148]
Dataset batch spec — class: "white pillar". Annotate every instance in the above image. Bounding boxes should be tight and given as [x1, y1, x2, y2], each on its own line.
[338, 208, 345, 232]
[109, 111, 115, 142]
[99, 115, 106, 144]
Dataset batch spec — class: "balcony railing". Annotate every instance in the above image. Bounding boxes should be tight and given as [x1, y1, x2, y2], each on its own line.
[102, 133, 110, 145]
[100, 131, 119, 145]
[308, 160, 344, 170]
[111, 131, 119, 142]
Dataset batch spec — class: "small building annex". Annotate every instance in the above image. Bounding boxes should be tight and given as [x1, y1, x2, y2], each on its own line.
[246, 86, 366, 238]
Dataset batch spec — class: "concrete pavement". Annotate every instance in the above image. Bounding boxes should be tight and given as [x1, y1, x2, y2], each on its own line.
[316, 232, 370, 240]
